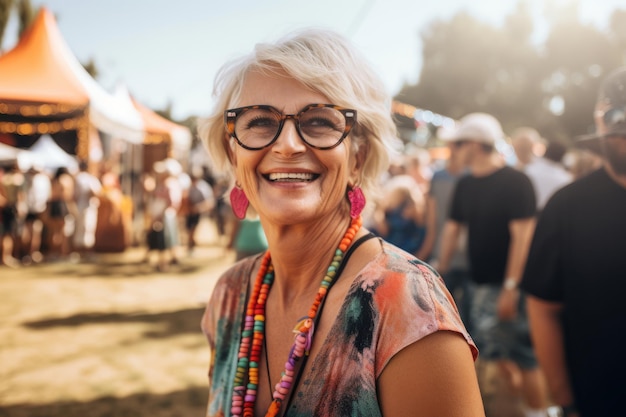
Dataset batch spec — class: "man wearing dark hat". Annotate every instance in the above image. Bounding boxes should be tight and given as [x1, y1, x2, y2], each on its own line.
[522, 67, 626, 417]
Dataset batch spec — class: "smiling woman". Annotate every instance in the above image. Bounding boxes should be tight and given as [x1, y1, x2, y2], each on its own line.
[197, 28, 485, 417]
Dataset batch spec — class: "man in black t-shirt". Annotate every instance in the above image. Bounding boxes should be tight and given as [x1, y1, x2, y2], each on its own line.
[522, 67, 626, 417]
[438, 112, 550, 417]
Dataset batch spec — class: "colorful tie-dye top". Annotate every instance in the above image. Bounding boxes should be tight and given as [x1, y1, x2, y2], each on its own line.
[201, 239, 477, 417]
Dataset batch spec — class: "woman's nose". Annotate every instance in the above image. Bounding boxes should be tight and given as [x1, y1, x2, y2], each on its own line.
[272, 119, 307, 155]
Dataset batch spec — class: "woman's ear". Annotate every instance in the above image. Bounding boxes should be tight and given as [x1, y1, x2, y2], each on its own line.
[349, 142, 366, 181]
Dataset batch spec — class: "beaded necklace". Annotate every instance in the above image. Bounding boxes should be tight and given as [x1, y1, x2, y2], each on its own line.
[230, 216, 363, 417]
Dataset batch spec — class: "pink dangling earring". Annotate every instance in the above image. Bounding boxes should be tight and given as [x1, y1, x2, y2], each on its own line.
[347, 186, 366, 219]
[230, 185, 249, 219]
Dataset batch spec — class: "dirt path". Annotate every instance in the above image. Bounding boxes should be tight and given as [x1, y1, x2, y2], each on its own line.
[0, 219, 234, 417]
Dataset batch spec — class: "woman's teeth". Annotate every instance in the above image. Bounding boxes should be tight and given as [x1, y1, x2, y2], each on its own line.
[268, 172, 315, 182]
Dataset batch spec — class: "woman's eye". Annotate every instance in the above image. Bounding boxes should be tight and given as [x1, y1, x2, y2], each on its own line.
[246, 116, 277, 130]
[303, 117, 338, 130]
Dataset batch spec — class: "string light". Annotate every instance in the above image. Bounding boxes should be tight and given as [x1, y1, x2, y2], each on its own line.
[143, 132, 172, 145]
[0, 112, 90, 160]
[0, 102, 85, 117]
[391, 100, 455, 128]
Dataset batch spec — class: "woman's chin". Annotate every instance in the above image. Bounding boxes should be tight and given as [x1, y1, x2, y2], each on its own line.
[258, 200, 325, 224]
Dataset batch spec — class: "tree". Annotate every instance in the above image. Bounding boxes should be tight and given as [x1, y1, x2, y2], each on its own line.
[0, 0, 15, 48]
[396, 1, 542, 136]
[542, 13, 622, 140]
[82, 57, 99, 79]
[609, 9, 626, 65]
[0, 0, 35, 48]
[395, 0, 624, 145]
[15, 0, 33, 39]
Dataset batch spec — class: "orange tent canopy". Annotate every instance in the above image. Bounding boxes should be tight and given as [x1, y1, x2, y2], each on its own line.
[132, 98, 184, 137]
[132, 97, 192, 151]
[0, 8, 88, 106]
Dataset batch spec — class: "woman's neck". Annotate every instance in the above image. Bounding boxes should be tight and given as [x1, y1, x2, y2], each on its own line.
[263, 216, 353, 306]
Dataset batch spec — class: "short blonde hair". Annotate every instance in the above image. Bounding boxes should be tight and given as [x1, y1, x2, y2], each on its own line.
[197, 28, 398, 200]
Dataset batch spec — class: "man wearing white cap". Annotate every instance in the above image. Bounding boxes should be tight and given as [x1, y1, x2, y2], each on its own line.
[438, 112, 550, 417]
[522, 67, 626, 417]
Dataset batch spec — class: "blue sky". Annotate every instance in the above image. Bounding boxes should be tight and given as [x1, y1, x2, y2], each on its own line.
[2, 0, 623, 120]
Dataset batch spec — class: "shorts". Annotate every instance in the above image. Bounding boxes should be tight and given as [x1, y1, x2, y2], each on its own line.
[147, 224, 166, 251]
[1, 205, 17, 235]
[469, 284, 538, 369]
[185, 213, 201, 230]
[49, 200, 69, 218]
[26, 211, 43, 222]
[443, 268, 473, 333]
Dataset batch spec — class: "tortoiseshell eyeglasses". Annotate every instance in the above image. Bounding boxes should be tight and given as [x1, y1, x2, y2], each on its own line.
[224, 104, 357, 150]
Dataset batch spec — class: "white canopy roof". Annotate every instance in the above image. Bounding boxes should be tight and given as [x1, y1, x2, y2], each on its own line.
[119, 84, 192, 153]
[28, 134, 78, 173]
[170, 124, 192, 159]
[57, 28, 144, 144]
[0, 142, 24, 163]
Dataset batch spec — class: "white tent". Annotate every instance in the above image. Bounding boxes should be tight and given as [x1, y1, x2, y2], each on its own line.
[170, 124, 192, 161]
[109, 83, 152, 143]
[0, 142, 23, 163]
[113, 83, 192, 155]
[28, 134, 78, 173]
[0, 143, 40, 169]
[55, 17, 144, 144]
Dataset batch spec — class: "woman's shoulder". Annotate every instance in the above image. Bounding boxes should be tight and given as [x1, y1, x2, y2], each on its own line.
[209, 255, 259, 303]
[352, 240, 477, 367]
[363, 240, 438, 278]
[203, 255, 260, 336]
[355, 241, 449, 311]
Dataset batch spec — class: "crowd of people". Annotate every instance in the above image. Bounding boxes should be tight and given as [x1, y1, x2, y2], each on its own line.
[0, 150, 271, 275]
[0, 162, 103, 267]
[362, 109, 614, 416]
[0, 157, 221, 270]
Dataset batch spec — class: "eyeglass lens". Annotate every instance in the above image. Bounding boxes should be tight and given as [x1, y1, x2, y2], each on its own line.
[233, 106, 349, 149]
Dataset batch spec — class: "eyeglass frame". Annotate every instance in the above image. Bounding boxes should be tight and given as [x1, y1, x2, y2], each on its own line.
[224, 103, 357, 151]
